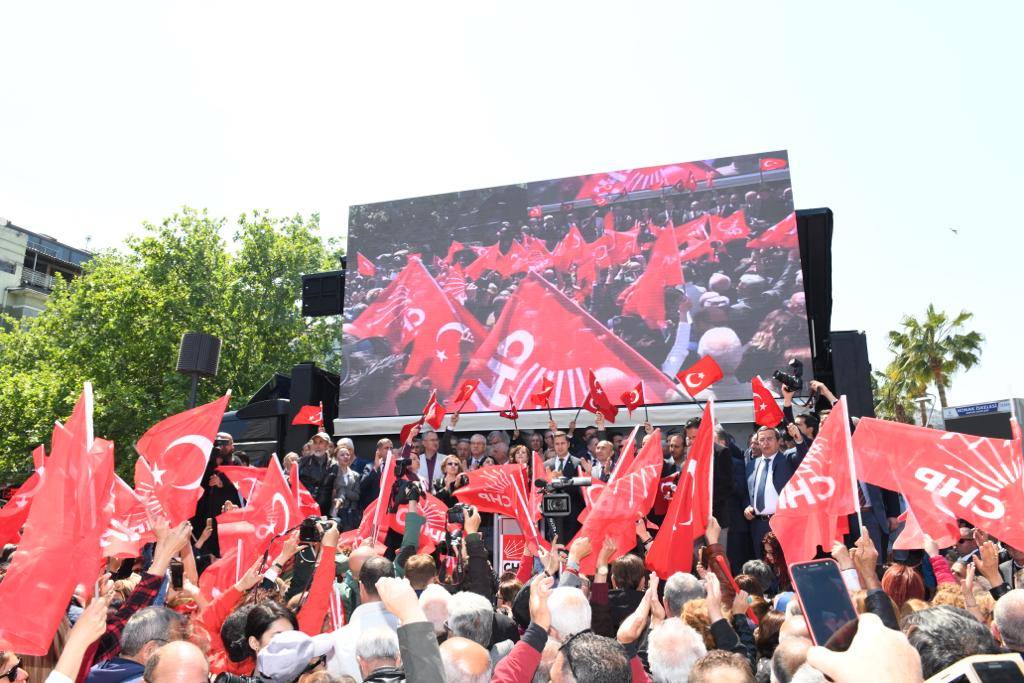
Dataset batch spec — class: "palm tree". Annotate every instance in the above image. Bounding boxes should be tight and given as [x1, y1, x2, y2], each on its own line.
[887, 304, 984, 408]
[872, 364, 925, 424]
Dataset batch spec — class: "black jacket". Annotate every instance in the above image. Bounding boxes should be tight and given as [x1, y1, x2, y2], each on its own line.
[363, 666, 405, 683]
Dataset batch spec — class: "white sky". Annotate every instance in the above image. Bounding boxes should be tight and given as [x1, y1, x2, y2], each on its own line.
[2, 1, 1021, 407]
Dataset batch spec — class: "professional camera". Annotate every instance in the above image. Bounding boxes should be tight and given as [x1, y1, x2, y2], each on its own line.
[394, 479, 424, 505]
[299, 516, 331, 543]
[534, 477, 591, 518]
[214, 673, 261, 683]
[447, 503, 473, 525]
[773, 357, 804, 393]
[394, 456, 413, 478]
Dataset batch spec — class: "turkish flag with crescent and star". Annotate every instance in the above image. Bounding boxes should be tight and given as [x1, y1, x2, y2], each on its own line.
[747, 212, 798, 250]
[134, 392, 231, 526]
[216, 456, 298, 569]
[529, 377, 555, 409]
[676, 355, 724, 397]
[463, 243, 504, 280]
[760, 157, 788, 171]
[620, 382, 645, 415]
[752, 376, 784, 427]
[582, 369, 619, 422]
[551, 224, 588, 272]
[356, 252, 376, 277]
[217, 465, 265, 501]
[594, 226, 639, 268]
[852, 417, 1024, 551]
[770, 396, 858, 564]
[449, 379, 480, 410]
[458, 273, 677, 412]
[0, 445, 46, 546]
[346, 259, 486, 392]
[422, 390, 447, 430]
[292, 403, 324, 427]
[499, 398, 519, 421]
[617, 224, 684, 329]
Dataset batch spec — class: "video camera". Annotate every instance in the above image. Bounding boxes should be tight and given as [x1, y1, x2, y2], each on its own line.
[534, 477, 591, 518]
[388, 457, 424, 510]
[299, 516, 332, 544]
[773, 357, 804, 393]
[447, 502, 473, 525]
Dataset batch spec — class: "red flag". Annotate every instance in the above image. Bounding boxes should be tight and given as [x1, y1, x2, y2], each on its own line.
[443, 241, 466, 265]
[582, 369, 618, 422]
[674, 215, 710, 247]
[463, 243, 505, 280]
[760, 157, 788, 171]
[292, 403, 324, 427]
[499, 398, 519, 421]
[0, 445, 46, 546]
[458, 273, 676, 412]
[218, 465, 265, 501]
[708, 210, 751, 243]
[101, 475, 154, 558]
[291, 461, 322, 518]
[387, 492, 450, 553]
[398, 419, 423, 447]
[751, 376, 784, 427]
[679, 237, 716, 264]
[852, 417, 1024, 550]
[528, 205, 543, 219]
[676, 356, 724, 397]
[454, 464, 539, 547]
[620, 382, 645, 415]
[529, 377, 555, 409]
[595, 226, 639, 268]
[217, 456, 299, 566]
[747, 212, 798, 250]
[134, 393, 231, 526]
[893, 504, 958, 551]
[769, 397, 859, 564]
[617, 224, 684, 329]
[440, 264, 468, 304]
[422, 390, 446, 430]
[551, 224, 588, 272]
[603, 210, 615, 232]
[0, 385, 115, 655]
[356, 252, 376, 277]
[450, 379, 480, 409]
[347, 259, 486, 391]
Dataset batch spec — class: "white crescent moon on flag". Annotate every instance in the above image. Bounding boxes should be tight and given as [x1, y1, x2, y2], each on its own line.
[271, 492, 292, 534]
[683, 372, 704, 390]
[435, 322, 468, 342]
[626, 390, 640, 404]
[404, 308, 426, 329]
[166, 435, 215, 491]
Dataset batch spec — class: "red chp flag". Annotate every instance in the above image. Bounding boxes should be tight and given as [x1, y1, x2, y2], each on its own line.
[551, 224, 588, 272]
[529, 377, 555, 409]
[346, 259, 486, 391]
[676, 356, 724, 397]
[101, 475, 153, 558]
[708, 210, 751, 243]
[617, 224, 684, 329]
[0, 445, 46, 546]
[760, 157, 788, 171]
[441, 264, 468, 304]
[463, 243, 504, 280]
[422, 390, 446, 430]
[0, 384, 115, 656]
[747, 212, 798, 250]
[893, 503, 958, 552]
[450, 379, 480, 410]
[292, 403, 324, 427]
[582, 369, 618, 422]
[458, 273, 677, 412]
[134, 393, 231, 526]
[454, 464, 539, 546]
[852, 417, 1024, 551]
[621, 382, 645, 415]
[752, 376, 784, 427]
[770, 396, 859, 563]
[356, 252, 376, 277]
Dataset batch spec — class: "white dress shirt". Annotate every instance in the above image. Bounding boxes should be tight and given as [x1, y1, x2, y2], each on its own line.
[752, 454, 780, 515]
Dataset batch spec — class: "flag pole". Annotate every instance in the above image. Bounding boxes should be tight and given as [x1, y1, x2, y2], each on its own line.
[839, 396, 864, 531]
[546, 401, 553, 422]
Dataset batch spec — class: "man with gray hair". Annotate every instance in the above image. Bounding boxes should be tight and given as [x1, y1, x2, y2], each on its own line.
[547, 586, 591, 640]
[356, 628, 404, 682]
[647, 617, 707, 682]
[446, 591, 513, 665]
[87, 607, 186, 683]
[994, 589, 1024, 653]
[741, 559, 775, 596]
[663, 572, 706, 617]
[419, 583, 451, 641]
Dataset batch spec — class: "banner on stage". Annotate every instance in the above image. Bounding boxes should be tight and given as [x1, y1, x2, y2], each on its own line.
[494, 515, 527, 575]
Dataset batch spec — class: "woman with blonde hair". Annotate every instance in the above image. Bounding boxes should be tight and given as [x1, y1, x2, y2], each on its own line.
[432, 454, 466, 507]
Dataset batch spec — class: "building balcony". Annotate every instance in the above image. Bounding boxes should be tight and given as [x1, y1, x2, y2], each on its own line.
[20, 268, 54, 292]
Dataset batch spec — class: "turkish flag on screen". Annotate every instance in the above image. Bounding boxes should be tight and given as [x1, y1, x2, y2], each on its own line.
[529, 377, 555, 408]
[595, 226, 639, 268]
[852, 417, 1024, 550]
[770, 396, 859, 563]
[582, 369, 618, 422]
[751, 377, 784, 427]
[551, 224, 588, 272]
[617, 225, 684, 329]
[449, 379, 480, 409]
[708, 210, 751, 243]
[676, 356, 724, 397]
[347, 259, 486, 391]
[134, 393, 231, 526]
[747, 212, 798, 250]
[463, 243, 504, 280]
[292, 403, 324, 427]
[760, 157, 788, 171]
[457, 273, 676, 412]
[356, 252, 376, 277]
[621, 382, 645, 415]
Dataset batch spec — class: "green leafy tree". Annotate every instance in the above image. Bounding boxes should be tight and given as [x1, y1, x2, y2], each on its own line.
[872, 363, 925, 424]
[887, 304, 984, 409]
[0, 208, 342, 479]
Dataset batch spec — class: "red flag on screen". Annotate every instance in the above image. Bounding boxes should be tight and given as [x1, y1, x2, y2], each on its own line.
[443, 241, 466, 265]
[679, 237, 716, 264]
[463, 243, 504, 280]
[620, 382, 645, 415]
[528, 205, 543, 219]
[674, 215, 710, 246]
[422, 390, 446, 430]
[347, 259, 486, 391]
[551, 224, 588, 272]
[458, 273, 676, 412]
[597, 226, 639, 267]
[356, 252, 376, 277]
[760, 157, 788, 171]
[582, 370, 618, 422]
[752, 377, 783, 427]
[450, 379, 480, 409]
[499, 398, 519, 421]
[770, 396, 859, 563]
[218, 465, 265, 501]
[529, 377, 555, 409]
[617, 225, 684, 329]
[676, 356, 724, 397]
[603, 210, 615, 232]
[747, 212, 798, 250]
[135, 393, 231, 526]
[852, 417, 1024, 550]
[0, 385, 115, 655]
[441, 264, 468, 304]
[520, 235, 553, 273]
[292, 403, 324, 427]
[0, 445, 46, 546]
[709, 210, 751, 243]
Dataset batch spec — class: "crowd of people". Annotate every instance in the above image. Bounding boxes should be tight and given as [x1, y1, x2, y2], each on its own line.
[343, 177, 809, 413]
[5, 377, 1024, 682]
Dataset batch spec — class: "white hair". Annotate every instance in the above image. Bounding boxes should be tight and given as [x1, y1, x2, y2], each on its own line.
[447, 591, 493, 647]
[355, 627, 399, 664]
[663, 572, 706, 616]
[697, 327, 742, 374]
[547, 587, 591, 639]
[995, 589, 1024, 651]
[791, 664, 828, 683]
[420, 583, 452, 637]
[336, 437, 355, 451]
[648, 618, 706, 683]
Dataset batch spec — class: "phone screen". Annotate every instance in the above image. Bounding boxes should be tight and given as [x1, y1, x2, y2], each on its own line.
[973, 660, 1024, 683]
[790, 559, 858, 646]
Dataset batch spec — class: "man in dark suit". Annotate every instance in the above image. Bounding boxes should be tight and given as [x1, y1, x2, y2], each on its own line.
[744, 425, 806, 559]
[661, 419, 734, 534]
[998, 543, 1024, 589]
[543, 430, 584, 541]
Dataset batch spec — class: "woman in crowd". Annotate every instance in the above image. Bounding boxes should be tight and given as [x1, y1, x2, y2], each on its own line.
[432, 455, 466, 507]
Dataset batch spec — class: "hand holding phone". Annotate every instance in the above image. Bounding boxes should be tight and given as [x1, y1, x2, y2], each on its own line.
[789, 558, 858, 647]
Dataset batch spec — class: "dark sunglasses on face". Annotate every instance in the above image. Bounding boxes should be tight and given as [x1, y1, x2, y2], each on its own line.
[0, 659, 20, 682]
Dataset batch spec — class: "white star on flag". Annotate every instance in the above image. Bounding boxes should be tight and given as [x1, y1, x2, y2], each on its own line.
[150, 465, 166, 486]
[436, 350, 448, 362]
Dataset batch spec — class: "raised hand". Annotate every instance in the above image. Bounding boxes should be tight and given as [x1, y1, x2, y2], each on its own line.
[529, 574, 554, 630]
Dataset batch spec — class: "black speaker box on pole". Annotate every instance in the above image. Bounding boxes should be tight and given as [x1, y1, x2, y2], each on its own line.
[828, 330, 875, 419]
[301, 271, 345, 317]
[176, 332, 222, 408]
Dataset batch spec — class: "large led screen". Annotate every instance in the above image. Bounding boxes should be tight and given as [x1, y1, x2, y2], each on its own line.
[341, 150, 807, 418]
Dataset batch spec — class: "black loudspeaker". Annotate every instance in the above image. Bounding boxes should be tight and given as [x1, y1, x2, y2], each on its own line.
[828, 330, 874, 419]
[796, 208, 834, 384]
[176, 332, 222, 377]
[302, 271, 345, 317]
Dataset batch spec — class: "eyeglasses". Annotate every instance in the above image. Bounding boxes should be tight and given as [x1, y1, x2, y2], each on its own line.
[0, 659, 21, 682]
[445, 462, 460, 467]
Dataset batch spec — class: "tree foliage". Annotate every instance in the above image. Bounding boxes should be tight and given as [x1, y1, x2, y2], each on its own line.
[0, 208, 341, 479]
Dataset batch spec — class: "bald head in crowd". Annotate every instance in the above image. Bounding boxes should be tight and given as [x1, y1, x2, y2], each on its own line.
[698, 327, 742, 375]
[440, 636, 491, 683]
[142, 641, 208, 683]
[995, 589, 1024, 652]
[347, 544, 378, 580]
